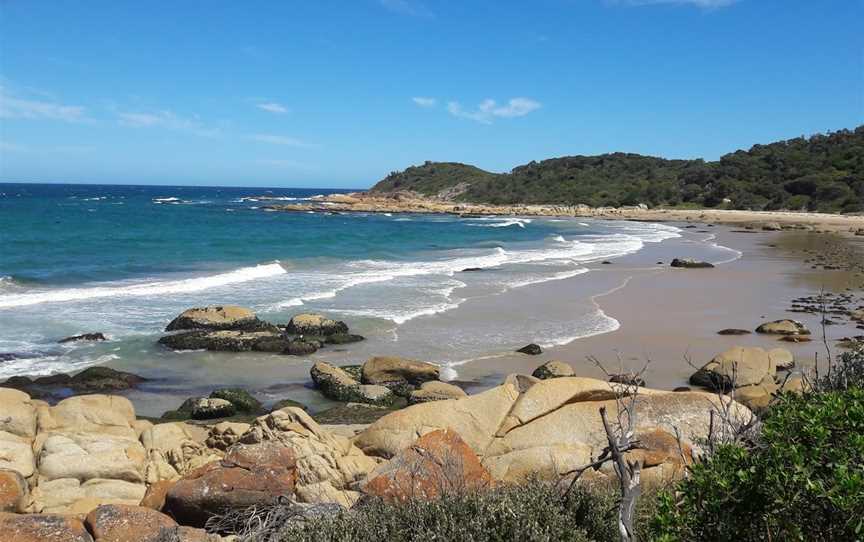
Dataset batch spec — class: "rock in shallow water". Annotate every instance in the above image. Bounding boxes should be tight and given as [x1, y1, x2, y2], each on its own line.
[284, 313, 348, 336]
[755, 319, 811, 336]
[671, 258, 714, 269]
[59, 332, 107, 343]
[531, 360, 574, 379]
[516, 343, 543, 355]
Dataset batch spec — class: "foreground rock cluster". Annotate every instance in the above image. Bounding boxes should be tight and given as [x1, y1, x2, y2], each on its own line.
[0, 364, 757, 540]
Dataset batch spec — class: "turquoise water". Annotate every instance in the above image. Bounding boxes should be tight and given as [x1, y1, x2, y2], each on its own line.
[0, 182, 697, 386]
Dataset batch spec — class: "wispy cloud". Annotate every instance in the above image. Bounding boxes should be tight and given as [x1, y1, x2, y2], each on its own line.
[0, 86, 89, 123]
[256, 102, 289, 114]
[116, 110, 219, 137]
[248, 134, 318, 148]
[256, 158, 317, 171]
[611, 0, 739, 8]
[379, 0, 433, 17]
[0, 141, 28, 152]
[412, 97, 437, 108]
[447, 97, 542, 124]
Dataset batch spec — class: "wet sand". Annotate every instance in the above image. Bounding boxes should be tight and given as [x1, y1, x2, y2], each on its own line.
[456, 226, 864, 392]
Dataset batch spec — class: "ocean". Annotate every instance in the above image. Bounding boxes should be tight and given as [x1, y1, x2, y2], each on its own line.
[0, 183, 740, 413]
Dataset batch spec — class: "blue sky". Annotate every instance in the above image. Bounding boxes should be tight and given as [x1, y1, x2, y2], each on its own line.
[0, 0, 861, 188]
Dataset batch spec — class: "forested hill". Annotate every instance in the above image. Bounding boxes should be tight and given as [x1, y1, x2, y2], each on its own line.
[370, 127, 864, 213]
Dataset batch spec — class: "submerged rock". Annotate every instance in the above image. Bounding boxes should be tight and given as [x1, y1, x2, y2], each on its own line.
[717, 328, 751, 336]
[59, 332, 107, 343]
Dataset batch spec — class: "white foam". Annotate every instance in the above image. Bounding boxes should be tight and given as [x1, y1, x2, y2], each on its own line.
[152, 197, 180, 203]
[0, 262, 287, 309]
[469, 217, 533, 229]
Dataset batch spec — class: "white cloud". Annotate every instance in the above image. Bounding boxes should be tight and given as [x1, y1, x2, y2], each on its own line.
[412, 97, 437, 108]
[447, 97, 541, 124]
[0, 86, 88, 123]
[248, 134, 317, 148]
[379, 0, 433, 17]
[256, 102, 289, 114]
[117, 110, 219, 137]
[613, 0, 739, 8]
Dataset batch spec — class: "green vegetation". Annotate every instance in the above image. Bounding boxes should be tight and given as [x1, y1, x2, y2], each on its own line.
[371, 126, 864, 213]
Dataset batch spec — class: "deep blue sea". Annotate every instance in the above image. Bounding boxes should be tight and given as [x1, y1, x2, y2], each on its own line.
[1, 183, 727, 411]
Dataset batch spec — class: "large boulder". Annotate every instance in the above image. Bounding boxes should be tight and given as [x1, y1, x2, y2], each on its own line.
[755, 319, 811, 336]
[238, 407, 378, 508]
[0, 431, 36, 478]
[31, 478, 147, 515]
[362, 429, 492, 502]
[35, 432, 146, 484]
[356, 376, 750, 487]
[0, 469, 29, 513]
[165, 306, 269, 332]
[361, 356, 440, 393]
[205, 421, 251, 451]
[164, 442, 297, 528]
[284, 313, 348, 336]
[690, 346, 777, 390]
[531, 360, 575, 380]
[407, 381, 467, 405]
[768, 347, 794, 370]
[0, 388, 37, 439]
[0, 512, 93, 542]
[310, 362, 396, 406]
[36, 395, 138, 439]
[85, 504, 177, 542]
[516, 344, 543, 355]
[354, 375, 522, 458]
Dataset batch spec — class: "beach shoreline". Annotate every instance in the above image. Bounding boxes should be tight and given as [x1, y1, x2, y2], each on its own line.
[266, 192, 864, 234]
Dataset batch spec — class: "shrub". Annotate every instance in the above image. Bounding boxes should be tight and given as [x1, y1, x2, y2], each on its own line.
[217, 481, 662, 542]
[650, 387, 864, 541]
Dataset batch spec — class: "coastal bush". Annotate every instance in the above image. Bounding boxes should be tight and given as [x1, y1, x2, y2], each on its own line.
[649, 387, 864, 541]
[371, 126, 864, 213]
[216, 481, 661, 542]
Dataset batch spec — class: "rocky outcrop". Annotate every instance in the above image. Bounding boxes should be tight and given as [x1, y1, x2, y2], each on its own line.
[85, 504, 177, 542]
[671, 258, 714, 269]
[237, 407, 378, 508]
[140, 422, 220, 484]
[407, 381, 467, 405]
[284, 314, 349, 337]
[362, 429, 492, 502]
[159, 309, 361, 357]
[355, 376, 750, 486]
[717, 328, 751, 335]
[311, 361, 396, 406]
[164, 442, 297, 528]
[755, 319, 811, 335]
[165, 306, 271, 332]
[531, 360, 575, 379]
